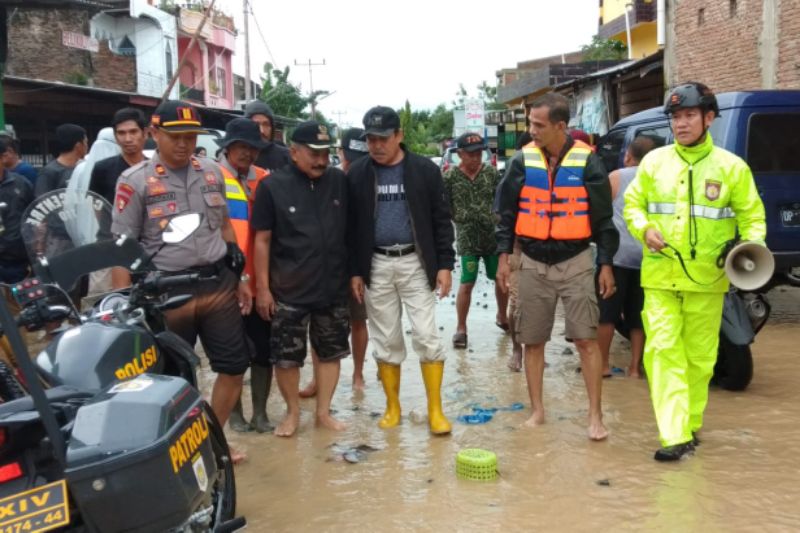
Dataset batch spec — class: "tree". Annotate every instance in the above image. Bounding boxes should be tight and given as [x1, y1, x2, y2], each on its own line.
[581, 35, 627, 61]
[259, 63, 309, 119]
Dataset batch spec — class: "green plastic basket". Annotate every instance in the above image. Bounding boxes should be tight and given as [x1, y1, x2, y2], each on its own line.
[456, 448, 498, 481]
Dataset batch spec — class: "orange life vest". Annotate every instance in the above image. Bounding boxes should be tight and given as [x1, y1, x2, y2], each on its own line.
[221, 164, 269, 288]
[515, 140, 593, 241]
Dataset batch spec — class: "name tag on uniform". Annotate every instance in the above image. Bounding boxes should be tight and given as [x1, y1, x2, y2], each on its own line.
[203, 192, 226, 207]
[145, 192, 177, 205]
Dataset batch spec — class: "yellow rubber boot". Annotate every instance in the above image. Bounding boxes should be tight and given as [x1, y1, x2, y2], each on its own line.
[420, 361, 451, 435]
[377, 363, 401, 429]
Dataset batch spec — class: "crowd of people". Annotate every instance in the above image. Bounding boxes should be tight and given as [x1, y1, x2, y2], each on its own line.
[0, 81, 766, 462]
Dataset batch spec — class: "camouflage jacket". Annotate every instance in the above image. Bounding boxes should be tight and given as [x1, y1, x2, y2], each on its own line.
[443, 163, 501, 256]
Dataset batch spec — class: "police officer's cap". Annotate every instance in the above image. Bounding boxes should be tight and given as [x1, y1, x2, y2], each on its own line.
[151, 100, 208, 134]
[663, 82, 720, 118]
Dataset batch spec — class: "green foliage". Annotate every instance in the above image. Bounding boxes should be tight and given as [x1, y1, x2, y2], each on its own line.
[65, 70, 88, 86]
[259, 63, 309, 119]
[581, 35, 627, 60]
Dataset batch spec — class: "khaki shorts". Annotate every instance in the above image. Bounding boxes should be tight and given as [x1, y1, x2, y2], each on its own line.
[515, 248, 598, 344]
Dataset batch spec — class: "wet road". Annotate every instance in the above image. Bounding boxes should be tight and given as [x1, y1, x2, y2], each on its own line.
[204, 278, 800, 532]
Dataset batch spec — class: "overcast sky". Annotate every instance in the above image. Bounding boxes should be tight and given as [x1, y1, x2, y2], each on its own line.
[218, 0, 600, 127]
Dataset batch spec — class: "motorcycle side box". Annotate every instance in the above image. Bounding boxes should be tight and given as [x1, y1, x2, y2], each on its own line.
[64, 374, 218, 533]
[35, 322, 165, 390]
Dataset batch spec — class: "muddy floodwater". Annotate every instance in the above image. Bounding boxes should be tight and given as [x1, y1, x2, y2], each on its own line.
[199, 276, 800, 532]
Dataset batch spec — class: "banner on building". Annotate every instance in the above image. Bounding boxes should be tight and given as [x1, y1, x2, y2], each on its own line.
[62, 31, 99, 53]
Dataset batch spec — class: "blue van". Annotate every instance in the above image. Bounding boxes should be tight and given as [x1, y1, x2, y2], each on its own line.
[597, 90, 800, 287]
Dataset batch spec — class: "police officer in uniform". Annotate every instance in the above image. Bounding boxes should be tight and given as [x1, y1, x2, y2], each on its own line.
[111, 101, 250, 460]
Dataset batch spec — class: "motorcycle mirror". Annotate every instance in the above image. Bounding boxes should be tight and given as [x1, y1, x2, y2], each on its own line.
[162, 213, 202, 244]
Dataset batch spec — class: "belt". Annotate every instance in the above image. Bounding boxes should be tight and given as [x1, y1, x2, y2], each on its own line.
[178, 257, 227, 277]
[373, 245, 415, 257]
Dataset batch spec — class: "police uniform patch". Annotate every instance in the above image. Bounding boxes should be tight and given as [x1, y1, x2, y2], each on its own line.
[148, 206, 165, 219]
[147, 182, 168, 196]
[205, 172, 218, 185]
[146, 192, 177, 205]
[146, 175, 159, 184]
[168, 202, 178, 213]
[705, 180, 721, 201]
[155, 164, 167, 176]
[115, 183, 135, 212]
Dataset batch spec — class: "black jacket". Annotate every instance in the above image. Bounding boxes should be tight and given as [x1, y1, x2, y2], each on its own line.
[496, 136, 618, 265]
[348, 147, 455, 290]
[255, 142, 290, 173]
[0, 171, 34, 263]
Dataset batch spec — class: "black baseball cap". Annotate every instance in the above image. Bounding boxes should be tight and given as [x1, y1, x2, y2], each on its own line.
[151, 100, 207, 133]
[363, 106, 400, 137]
[217, 118, 268, 150]
[456, 132, 486, 153]
[291, 120, 333, 149]
[341, 128, 369, 162]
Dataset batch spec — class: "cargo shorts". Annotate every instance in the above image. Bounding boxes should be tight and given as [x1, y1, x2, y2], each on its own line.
[515, 248, 598, 345]
[270, 300, 351, 368]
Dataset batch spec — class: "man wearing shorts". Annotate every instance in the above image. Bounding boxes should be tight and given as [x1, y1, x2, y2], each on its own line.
[597, 136, 655, 378]
[252, 121, 350, 437]
[496, 93, 618, 441]
[443, 132, 504, 349]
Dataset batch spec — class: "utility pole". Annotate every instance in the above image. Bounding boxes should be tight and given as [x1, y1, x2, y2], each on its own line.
[243, 0, 252, 101]
[294, 58, 325, 120]
[161, 0, 217, 102]
[331, 110, 347, 127]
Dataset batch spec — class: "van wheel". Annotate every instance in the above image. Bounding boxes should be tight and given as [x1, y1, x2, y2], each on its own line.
[712, 337, 753, 391]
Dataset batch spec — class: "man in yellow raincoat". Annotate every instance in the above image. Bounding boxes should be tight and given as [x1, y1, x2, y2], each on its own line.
[624, 82, 766, 461]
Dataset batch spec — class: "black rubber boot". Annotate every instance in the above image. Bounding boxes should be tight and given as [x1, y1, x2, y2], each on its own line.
[249, 364, 274, 433]
[691, 432, 701, 447]
[228, 397, 250, 433]
[654, 442, 695, 462]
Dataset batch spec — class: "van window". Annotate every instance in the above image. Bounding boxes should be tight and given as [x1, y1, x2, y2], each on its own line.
[747, 113, 800, 173]
[633, 125, 670, 150]
[597, 129, 626, 172]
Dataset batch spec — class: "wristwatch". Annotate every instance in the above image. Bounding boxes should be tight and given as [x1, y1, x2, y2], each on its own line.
[240, 274, 251, 283]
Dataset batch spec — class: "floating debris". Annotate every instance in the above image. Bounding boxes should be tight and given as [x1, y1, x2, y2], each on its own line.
[596, 479, 611, 487]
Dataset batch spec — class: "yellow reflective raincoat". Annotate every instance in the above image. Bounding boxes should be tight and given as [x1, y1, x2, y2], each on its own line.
[623, 132, 766, 448]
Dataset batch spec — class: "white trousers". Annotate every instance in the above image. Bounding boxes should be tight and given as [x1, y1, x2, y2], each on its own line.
[365, 253, 445, 365]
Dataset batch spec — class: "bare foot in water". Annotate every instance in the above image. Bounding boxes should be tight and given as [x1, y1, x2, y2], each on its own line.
[523, 411, 545, 427]
[588, 417, 609, 441]
[507, 347, 523, 372]
[627, 366, 642, 379]
[299, 380, 317, 398]
[229, 446, 247, 465]
[274, 412, 300, 437]
[316, 413, 346, 431]
[352, 374, 365, 392]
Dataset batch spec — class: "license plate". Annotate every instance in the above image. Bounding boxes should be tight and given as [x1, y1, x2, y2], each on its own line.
[780, 207, 800, 227]
[0, 480, 70, 533]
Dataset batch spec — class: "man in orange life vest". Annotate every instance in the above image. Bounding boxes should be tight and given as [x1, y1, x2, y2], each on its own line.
[216, 118, 272, 433]
[496, 93, 618, 441]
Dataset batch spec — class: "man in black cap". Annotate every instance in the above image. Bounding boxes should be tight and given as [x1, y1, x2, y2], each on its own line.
[216, 118, 275, 433]
[111, 100, 251, 460]
[299, 127, 370, 399]
[244, 100, 290, 172]
[348, 106, 455, 436]
[252, 120, 350, 437]
[35, 123, 88, 196]
[443, 132, 505, 349]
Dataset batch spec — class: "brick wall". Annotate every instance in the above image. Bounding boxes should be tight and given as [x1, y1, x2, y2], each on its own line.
[7, 8, 93, 84]
[672, 0, 800, 90]
[672, 0, 762, 91]
[6, 7, 135, 92]
[776, 0, 800, 88]
[93, 41, 136, 92]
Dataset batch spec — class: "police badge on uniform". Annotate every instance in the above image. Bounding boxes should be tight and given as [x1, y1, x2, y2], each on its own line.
[705, 180, 722, 201]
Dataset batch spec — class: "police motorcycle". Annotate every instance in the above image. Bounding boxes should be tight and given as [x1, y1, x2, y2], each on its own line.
[0, 189, 244, 532]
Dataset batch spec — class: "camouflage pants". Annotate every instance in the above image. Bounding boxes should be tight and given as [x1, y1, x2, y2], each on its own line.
[270, 300, 351, 368]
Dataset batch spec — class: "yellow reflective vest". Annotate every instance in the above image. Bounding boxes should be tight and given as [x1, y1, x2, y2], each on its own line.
[623, 133, 766, 293]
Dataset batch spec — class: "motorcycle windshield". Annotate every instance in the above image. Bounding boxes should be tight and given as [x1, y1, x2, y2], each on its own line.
[20, 189, 142, 289]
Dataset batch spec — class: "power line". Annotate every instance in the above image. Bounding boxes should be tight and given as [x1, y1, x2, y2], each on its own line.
[246, 0, 278, 70]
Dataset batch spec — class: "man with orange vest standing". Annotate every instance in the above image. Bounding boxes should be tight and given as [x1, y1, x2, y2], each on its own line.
[217, 118, 273, 433]
[496, 93, 618, 440]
